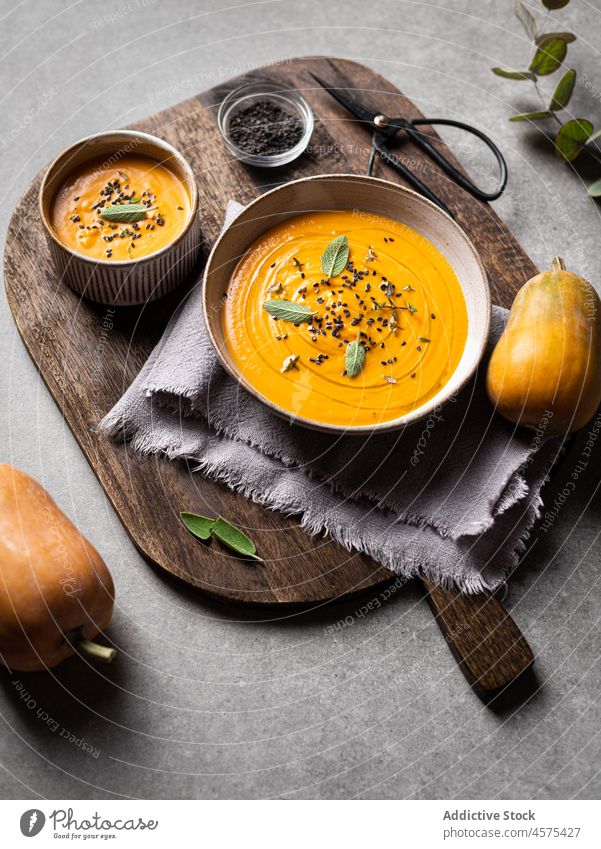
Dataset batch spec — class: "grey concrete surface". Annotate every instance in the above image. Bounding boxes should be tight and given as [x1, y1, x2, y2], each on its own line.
[1, 0, 601, 800]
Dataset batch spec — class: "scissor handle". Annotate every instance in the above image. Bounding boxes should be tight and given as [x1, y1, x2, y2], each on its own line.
[399, 118, 507, 202]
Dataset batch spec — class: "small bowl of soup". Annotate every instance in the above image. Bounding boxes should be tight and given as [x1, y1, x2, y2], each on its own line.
[39, 130, 200, 305]
[203, 174, 491, 433]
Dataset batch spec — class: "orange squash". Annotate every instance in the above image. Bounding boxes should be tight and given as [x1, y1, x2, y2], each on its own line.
[486, 257, 601, 434]
[0, 464, 115, 671]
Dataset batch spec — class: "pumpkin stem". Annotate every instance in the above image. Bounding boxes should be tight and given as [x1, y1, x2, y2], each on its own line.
[77, 638, 117, 663]
[552, 256, 566, 272]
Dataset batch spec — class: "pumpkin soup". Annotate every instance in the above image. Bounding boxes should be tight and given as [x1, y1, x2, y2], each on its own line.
[223, 210, 468, 426]
[50, 154, 191, 261]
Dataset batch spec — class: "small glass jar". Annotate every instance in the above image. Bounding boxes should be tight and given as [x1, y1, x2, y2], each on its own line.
[217, 80, 314, 168]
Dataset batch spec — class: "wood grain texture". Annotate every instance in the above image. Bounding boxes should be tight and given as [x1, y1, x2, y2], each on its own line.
[423, 578, 535, 703]
[3, 57, 537, 637]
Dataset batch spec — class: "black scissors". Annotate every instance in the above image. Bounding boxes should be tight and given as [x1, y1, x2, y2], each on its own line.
[311, 74, 508, 219]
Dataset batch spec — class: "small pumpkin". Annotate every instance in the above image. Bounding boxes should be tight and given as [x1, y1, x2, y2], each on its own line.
[0, 464, 115, 671]
[486, 257, 601, 434]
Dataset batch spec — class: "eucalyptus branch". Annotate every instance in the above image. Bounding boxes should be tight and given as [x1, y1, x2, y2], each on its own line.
[492, 0, 601, 196]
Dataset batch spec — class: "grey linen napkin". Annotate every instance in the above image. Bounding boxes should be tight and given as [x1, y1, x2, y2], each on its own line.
[101, 203, 557, 593]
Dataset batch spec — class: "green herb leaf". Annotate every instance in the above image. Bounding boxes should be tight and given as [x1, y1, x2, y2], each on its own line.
[263, 299, 316, 323]
[383, 376, 397, 384]
[536, 31, 576, 48]
[280, 354, 300, 373]
[509, 111, 553, 122]
[407, 302, 418, 314]
[514, 1, 537, 40]
[418, 336, 431, 343]
[529, 38, 568, 76]
[491, 67, 536, 81]
[587, 179, 601, 197]
[542, 0, 570, 9]
[180, 512, 215, 540]
[211, 517, 262, 561]
[130, 196, 142, 203]
[321, 235, 349, 278]
[345, 335, 366, 378]
[100, 203, 149, 223]
[550, 69, 576, 111]
[555, 118, 594, 161]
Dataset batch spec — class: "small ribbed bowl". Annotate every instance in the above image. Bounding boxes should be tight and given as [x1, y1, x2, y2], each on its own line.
[39, 130, 201, 306]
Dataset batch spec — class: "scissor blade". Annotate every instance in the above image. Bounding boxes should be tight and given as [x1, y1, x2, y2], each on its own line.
[310, 73, 377, 127]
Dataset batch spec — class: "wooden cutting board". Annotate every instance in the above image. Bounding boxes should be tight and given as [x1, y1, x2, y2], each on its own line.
[3, 56, 536, 611]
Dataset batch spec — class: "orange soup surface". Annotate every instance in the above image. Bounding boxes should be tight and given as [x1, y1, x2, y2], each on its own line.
[223, 210, 469, 427]
[51, 154, 191, 261]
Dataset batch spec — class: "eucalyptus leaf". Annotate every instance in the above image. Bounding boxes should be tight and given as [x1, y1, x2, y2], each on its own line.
[491, 67, 536, 81]
[536, 31, 576, 47]
[345, 336, 366, 378]
[542, 0, 570, 9]
[550, 69, 576, 111]
[529, 38, 568, 76]
[212, 517, 262, 561]
[587, 179, 601, 197]
[509, 110, 553, 122]
[321, 235, 349, 278]
[555, 118, 594, 161]
[99, 203, 149, 223]
[180, 512, 215, 540]
[514, 0, 537, 39]
[263, 299, 316, 323]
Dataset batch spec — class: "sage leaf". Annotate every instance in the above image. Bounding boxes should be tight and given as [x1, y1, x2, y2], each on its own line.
[536, 31, 576, 48]
[587, 179, 601, 197]
[180, 512, 215, 540]
[555, 119, 594, 161]
[99, 203, 149, 223]
[542, 0, 570, 9]
[491, 68, 536, 81]
[514, 1, 537, 40]
[212, 517, 262, 561]
[509, 111, 553, 122]
[550, 69, 576, 111]
[263, 299, 316, 323]
[321, 235, 349, 278]
[345, 336, 366, 378]
[529, 38, 568, 76]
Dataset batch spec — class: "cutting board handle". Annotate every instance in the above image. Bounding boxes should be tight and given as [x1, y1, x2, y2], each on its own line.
[421, 578, 535, 705]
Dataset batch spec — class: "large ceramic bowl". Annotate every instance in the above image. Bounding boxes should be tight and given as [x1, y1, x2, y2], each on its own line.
[203, 174, 490, 434]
